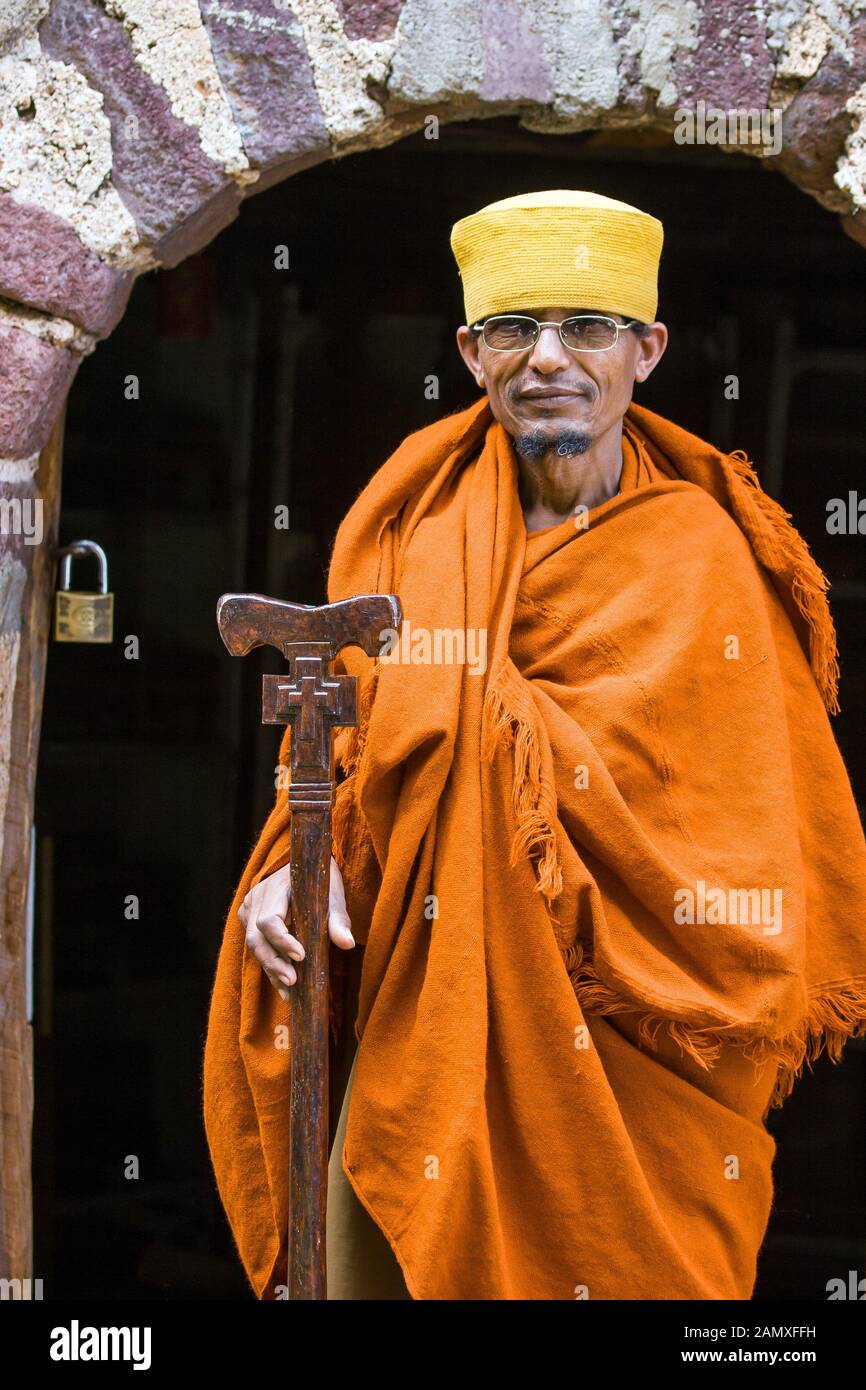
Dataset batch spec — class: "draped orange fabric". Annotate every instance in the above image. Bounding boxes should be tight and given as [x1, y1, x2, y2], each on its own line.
[203, 394, 866, 1300]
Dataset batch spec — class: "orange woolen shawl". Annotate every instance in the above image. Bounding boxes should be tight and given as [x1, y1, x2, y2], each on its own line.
[203, 393, 866, 1300]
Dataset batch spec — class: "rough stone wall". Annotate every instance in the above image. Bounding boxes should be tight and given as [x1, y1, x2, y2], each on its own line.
[0, 0, 865, 467]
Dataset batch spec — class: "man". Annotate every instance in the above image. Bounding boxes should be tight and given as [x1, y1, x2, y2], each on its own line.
[203, 190, 866, 1300]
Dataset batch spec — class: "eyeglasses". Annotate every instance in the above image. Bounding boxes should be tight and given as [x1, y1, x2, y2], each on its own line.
[471, 314, 641, 353]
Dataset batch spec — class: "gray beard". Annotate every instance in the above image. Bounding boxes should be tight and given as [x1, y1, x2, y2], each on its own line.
[513, 427, 593, 461]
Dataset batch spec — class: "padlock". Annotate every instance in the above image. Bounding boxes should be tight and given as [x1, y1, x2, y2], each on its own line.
[54, 540, 114, 643]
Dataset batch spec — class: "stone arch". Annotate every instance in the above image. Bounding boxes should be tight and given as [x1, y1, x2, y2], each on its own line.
[2, 1, 866, 465]
[1, 0, 866, 1280]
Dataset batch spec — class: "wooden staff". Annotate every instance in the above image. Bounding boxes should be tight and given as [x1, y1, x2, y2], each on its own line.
[216, 592, 402, 1300]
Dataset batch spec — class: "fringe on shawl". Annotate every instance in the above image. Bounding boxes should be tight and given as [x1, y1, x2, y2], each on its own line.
[482, 660, 563, 909]
[327, 661, 380, 1047]
[337, 651, 566, 911]
[724, 448, 840, 716]
[561, 940, 866, 1114]
[331, 660, 381, 873]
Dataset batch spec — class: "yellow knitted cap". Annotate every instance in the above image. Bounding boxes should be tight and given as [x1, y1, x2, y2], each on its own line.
[450, 189, 664, 325]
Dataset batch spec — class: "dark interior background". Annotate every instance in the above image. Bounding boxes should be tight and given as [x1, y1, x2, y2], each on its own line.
[32, 119, 866, 1299]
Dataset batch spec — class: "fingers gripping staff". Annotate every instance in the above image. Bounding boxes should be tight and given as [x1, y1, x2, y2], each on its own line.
[216, 592, 402, 1300]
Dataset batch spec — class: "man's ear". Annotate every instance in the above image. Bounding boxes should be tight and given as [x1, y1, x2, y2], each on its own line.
[456, 325, 485, 388]
[633, 322, 668, 384]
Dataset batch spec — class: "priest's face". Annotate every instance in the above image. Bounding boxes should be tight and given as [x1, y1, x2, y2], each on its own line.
[456, 305, 667, 455]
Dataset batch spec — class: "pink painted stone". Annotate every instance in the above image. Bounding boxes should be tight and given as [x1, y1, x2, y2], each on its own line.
[673, 0, 774, 111]
[39, 0, 240, 267]
[0, 194, 133, 337]
[0, 324, 79, 460]
[335, 0, 407, 41]
[479, 0, 554, 104]
[200, 0, 330, 175]
[778, 18, 866, 206]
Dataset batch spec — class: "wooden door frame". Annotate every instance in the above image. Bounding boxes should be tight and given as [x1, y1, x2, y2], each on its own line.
[0, 406, 64, 1284]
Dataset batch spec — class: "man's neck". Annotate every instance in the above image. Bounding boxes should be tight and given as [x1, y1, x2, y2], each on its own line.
[516, 420, 624, 532]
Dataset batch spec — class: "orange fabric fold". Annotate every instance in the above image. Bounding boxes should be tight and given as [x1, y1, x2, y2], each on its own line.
[203, 394, 866, 1300]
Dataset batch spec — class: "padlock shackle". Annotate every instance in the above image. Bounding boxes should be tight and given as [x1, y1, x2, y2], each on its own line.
[57, 540, 109, 594]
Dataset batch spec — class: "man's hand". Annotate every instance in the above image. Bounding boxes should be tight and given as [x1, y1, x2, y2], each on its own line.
[238, 855, 355, 999]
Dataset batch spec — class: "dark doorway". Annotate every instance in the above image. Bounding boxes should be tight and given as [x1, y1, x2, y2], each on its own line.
[33, 118, 866, 1298]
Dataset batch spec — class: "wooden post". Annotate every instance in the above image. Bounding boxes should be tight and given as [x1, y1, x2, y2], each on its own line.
[0, 405, 65, 1284]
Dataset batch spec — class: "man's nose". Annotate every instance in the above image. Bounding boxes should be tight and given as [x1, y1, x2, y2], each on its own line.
[527, 325, 573, 372]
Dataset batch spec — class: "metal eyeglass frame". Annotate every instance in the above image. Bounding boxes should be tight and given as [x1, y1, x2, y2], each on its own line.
[471, 313, 641, 353]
